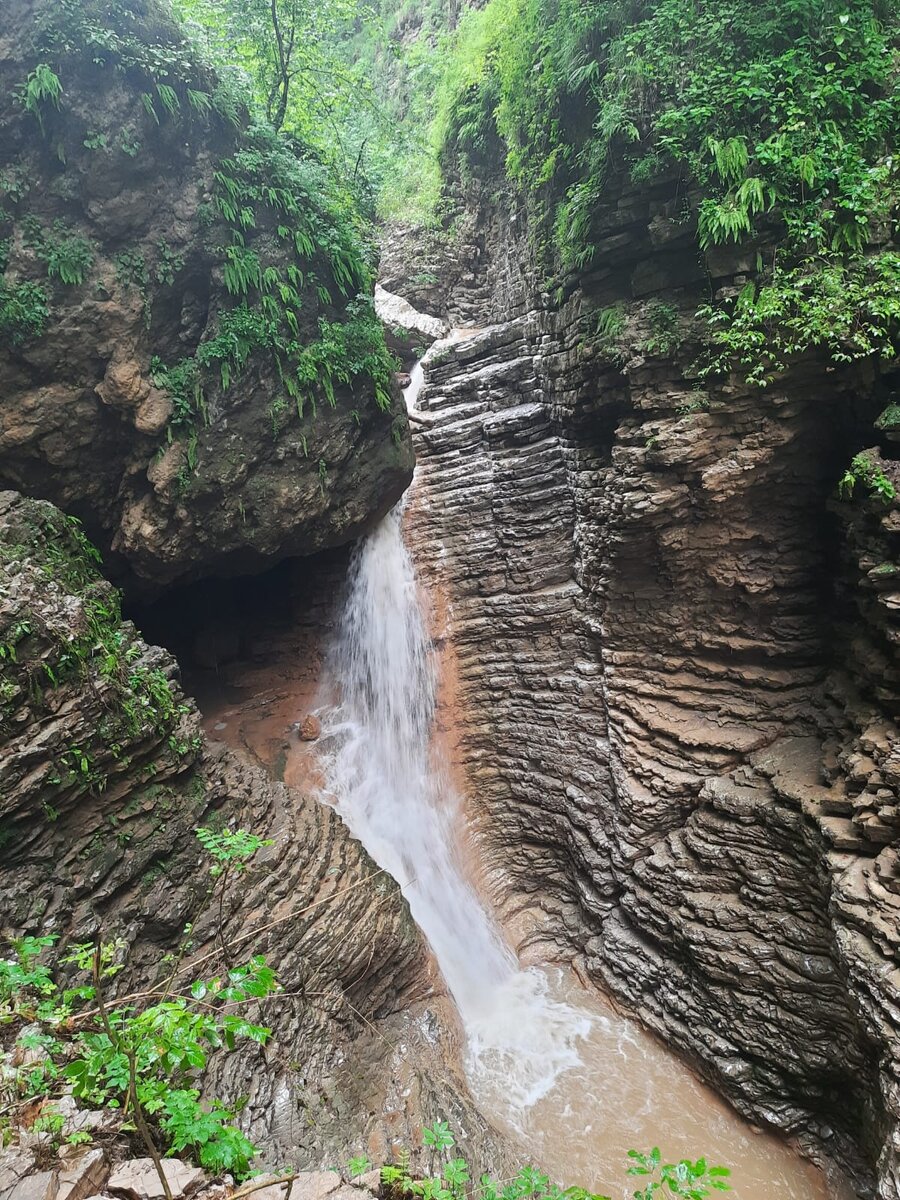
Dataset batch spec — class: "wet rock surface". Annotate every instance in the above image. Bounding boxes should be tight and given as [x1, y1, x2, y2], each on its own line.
[374, 285, 448, 355]
[0, 492, 503, 1173]
[398, 171, 900, 1196]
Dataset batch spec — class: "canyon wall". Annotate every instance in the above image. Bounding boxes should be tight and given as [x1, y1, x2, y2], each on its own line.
[0, 0, 413, 594]
[399, 168, 900, 1197]
[0, 1, 508, 1171]
[0, 489, 508, 1172]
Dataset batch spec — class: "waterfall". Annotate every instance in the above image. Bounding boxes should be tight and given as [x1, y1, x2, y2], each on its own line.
[313, 339, 846, 1199]
[316, 503, 591, 1118]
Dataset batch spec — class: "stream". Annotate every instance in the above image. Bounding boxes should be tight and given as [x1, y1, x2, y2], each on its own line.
[312, 338, 853, 1200]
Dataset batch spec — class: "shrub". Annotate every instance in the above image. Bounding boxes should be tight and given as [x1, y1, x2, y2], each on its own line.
[430, 0, 900, 386]
[0, 281, 49, 347]
[838, 451, 896, 502]
[0, 828, 278, 1191]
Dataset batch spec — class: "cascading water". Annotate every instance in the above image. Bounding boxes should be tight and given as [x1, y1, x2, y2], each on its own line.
[314, 344, 850, 1200]
[316, 502, 591, 1115]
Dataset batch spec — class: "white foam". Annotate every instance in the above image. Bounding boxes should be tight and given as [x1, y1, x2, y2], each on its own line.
[315, 506, 590, 1127]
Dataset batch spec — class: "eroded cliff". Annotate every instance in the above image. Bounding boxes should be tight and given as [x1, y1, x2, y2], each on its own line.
[395, 164, 900, 1197]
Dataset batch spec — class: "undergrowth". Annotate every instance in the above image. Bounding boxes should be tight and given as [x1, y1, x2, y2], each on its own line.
[2, 0, 397, 450]
[353, 1123, 730, 1200]
[149, 126, 395, 446]
[430, 0, 900, 385]
[0, 830, 277, 1189]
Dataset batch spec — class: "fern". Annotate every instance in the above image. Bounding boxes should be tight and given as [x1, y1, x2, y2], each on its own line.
[21, 64, 62, 131]
[697, 196, 753, 249]
[140, 92, 159, 124]
[706, 136, 749, 186]
[223, 245, 262, 296]
[156, 83, 181, 120]
[187, 88, 212, 116]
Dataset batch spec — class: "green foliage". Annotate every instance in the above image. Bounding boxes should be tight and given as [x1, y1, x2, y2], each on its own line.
[460, 0, 899, 261]
[156, 82, 181, 119]
[172, 0, 368, 145]
[627, 1149, 730, 1198]
[195, 827, 273, 878]
[156, 242, 185, 286]
[22, 219, 93, 287]
[0, 509, 188, 772]
[422, 1121, 454, 1151]
[0, 281, 49, 348]
[644, 302, 682, 357]
[1, 832, 280, 1178]
[151, 355, 205, 436]
[67, 956, 274, 1175]
[20, 64, 62, 130]
[223, 243, 263, 296]
[0, 935, 58, 1017]
[152, 131, 398, 451]
[45, 233, 93, 286]
[675, 392, 711, 418]
[374, 1127, 731, 1200]
[583, 303, 627, 362]
[116, 249, 151, 323]
[428, 0, 900, 383]
[35, 0, 215, 99]
[875, 403, 900, 434]
[0, 168, 30, 205]
[119, 130, 143, 157]
[0, 932, 276, 1179]
[838, 451, 896, 502]
[14, 0, 398, 468]
[698, 252, 900, 386]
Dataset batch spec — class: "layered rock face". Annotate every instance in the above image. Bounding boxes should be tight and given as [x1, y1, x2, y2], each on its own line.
[0, 490, 500, 1171]
[400, 172, 900, 1195]
[0, 0, 413, 593]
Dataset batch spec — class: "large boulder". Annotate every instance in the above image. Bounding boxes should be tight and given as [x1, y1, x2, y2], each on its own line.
[0, 0, 414, 593]
[374, 284, 448, 355]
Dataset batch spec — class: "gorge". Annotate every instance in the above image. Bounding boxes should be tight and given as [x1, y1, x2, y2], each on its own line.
[2, 2, 900, 1200]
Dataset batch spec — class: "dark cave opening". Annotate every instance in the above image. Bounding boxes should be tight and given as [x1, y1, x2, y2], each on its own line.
[126, 545, 354, 787]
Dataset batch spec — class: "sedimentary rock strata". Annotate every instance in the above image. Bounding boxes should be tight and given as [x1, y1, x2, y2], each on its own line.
[0, 490, 498, 1172]
[0, 0, 413, 593]
[399, 172, 900, 1196]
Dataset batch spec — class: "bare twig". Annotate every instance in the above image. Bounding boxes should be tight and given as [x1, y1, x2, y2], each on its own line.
[231, 1172, 299, 1200]
[73, 871, 394, 1025]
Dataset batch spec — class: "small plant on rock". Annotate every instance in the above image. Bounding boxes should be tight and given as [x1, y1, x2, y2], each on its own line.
[373, 1125, 730, 1200]
[196, 826, 273, 967]
[45, 230, 93, 287]
[585, 303, 627, 362]
[838, 452, 897, 503]
[0, 281, 49, 347]
[20, 64, 62, 131]
[22, 219, 93, 287]
[643, 301, 682, 358]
